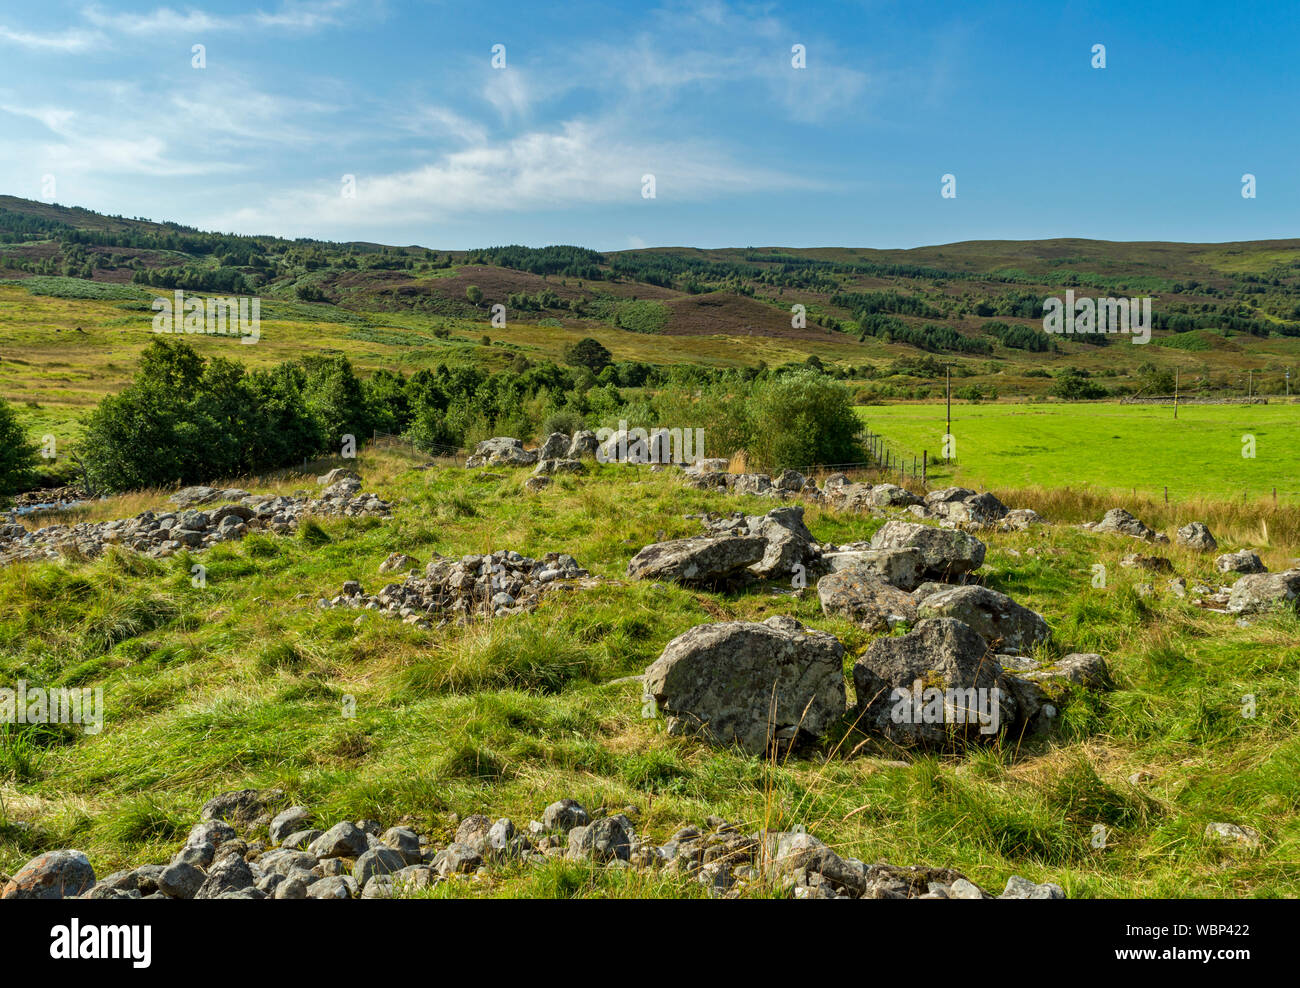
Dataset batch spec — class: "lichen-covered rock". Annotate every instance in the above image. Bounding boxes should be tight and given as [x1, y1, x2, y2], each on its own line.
[820, 546, 925, 590]
[538, 432, 571, 461]
[917, 585, 1050, 654]
[1226, 570, 1300, 614]
[1094, 508, 1160, 541]
[627, 535, 768, 586]
[868, 520, 986, 580]
[852, 618, 1018, 747]
[1216, 550, 1266, 575]
[1176, 522, 1217, 552]
[566, 430, 599, 459]
[817, 569, 918, 632]
[643, 616, 847, 754]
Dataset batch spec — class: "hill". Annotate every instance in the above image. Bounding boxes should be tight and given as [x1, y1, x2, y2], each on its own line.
[3, 194, 1300, 449]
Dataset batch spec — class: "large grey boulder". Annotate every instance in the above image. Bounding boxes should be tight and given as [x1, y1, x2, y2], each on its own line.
[1216, 550, 1266, 575]
[937, 491, 1009, 524]
[852, 618, 1017, 747]
[1227, 570, 1300, 614]
[542, 799, 590, 833]
[869, 520, 986, 580]
[567, 815, 635, 863]
[269, 806, 309, 847]
[158, 862, 205, 899]
[817, 569, 918, 632]
[353, 847, 407, 886]
[916, 585, 1050, 655]
[567, 430, 599, 459]
[1176, 522, 1217, 552]
[746, 505, 817, 579]
[469, 437, 538, 467]
[925, 487, 976, 506]
[643, 616, 847, 754]
[538, 432, 571, 461]
[869, 483, 923, 508]
[194, 854, 255, 899]
[627, 535, 768, 586]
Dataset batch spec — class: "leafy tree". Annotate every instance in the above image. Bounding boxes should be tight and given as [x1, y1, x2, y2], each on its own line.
[746, 369, 862, 470]
[563, 337, 613, 371]
[466, 285, 484, 307]
[0, 398, 38, 504]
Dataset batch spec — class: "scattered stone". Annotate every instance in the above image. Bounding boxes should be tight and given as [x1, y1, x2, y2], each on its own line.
[1204, 822, 1261, 848]
[999, 875, 1066, 899]
[379, 552, 420, 574]
[1226, 570, 1300, 614]
[324, 549, 591, 623]
[1120, 553, 1173, 573]
[1216, 550, 1266, 575]
[1176, 522, 1217, 552]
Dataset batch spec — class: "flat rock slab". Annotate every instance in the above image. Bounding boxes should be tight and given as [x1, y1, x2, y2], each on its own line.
[627, 535, 768, 586]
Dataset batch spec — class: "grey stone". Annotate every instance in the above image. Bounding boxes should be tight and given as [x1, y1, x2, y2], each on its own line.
[916, 584, 1050, 654]
[627, 535, 768, 587]
[852, 618, 1018, 747]
[869, 521, 986, 580]
[643, 615, 846, 754]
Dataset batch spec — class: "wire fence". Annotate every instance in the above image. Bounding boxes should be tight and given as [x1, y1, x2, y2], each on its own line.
[369, 431, 466, 465]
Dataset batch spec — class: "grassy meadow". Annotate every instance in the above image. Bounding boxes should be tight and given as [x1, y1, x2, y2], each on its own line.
[2, 449, 1298, 897]
[859, 401, 1300, 503]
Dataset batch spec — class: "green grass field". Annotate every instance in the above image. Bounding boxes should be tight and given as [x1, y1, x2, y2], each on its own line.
[859, 402, 1300, 502]
[2, 452, 1298, 897]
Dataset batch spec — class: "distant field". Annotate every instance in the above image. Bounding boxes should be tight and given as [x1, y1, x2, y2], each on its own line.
[858, 401, 1300, 502]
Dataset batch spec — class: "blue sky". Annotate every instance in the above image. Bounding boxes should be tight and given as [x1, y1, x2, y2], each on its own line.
[1, 0, 1297, 250]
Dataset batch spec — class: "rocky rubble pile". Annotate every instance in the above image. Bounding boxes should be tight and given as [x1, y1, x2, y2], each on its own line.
[0, 790, 1068, 901]
[319, 549, 592, 625]
[0, 470, 391, 566]
[682, 468, 1043, 530]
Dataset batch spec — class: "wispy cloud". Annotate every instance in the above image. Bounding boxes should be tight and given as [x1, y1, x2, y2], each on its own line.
[82, 0, 353, 36]
[210, 116, 813, 235]
[0, 25, 101, 52]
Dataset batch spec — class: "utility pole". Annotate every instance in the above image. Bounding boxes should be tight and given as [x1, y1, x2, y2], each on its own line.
[945, 365, 952, 461]
[1287, 368, 1291, 397]
[1174, 367, 1179, 420]
[1248, 369, 1253, 397]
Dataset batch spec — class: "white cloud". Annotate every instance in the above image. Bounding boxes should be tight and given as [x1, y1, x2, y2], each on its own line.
[81, 0, 352, 36]
[0, 25, 101, 52]
[208, 117, 812, 236]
